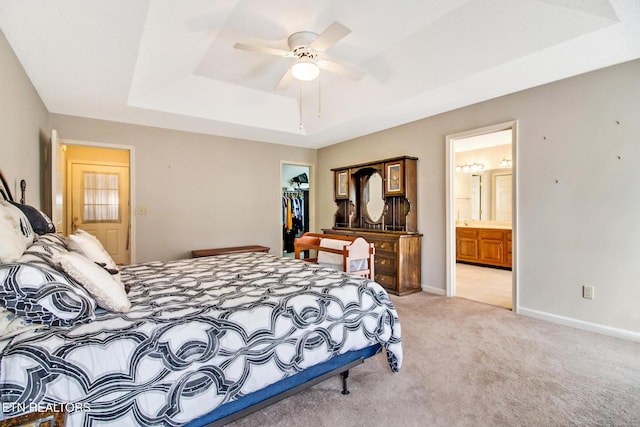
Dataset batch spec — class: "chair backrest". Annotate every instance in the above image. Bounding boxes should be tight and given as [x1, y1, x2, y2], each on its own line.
[294, 232, 375, 279]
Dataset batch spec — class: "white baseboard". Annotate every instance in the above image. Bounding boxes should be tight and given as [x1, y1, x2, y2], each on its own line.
[421, 285, 446, 296]
[519, 307, 640, 342]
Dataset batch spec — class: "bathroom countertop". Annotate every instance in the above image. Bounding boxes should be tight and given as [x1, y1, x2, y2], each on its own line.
[456, 222, 512, 230]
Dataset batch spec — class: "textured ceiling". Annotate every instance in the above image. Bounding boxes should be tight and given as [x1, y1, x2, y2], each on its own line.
[1, 0, 638, 148]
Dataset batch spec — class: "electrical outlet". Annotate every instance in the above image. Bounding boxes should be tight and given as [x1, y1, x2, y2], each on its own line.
[138, 207, 149, 215]
[582, 285, 594, 299]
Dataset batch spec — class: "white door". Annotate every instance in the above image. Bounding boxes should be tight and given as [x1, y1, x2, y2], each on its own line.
[70, 162, 130, 264]
[493, 173, 512, 221]
[50, 129, 65, 232]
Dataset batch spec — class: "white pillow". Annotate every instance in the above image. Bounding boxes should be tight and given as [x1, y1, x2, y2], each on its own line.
[54, 252, 130, 313]
[0, 306, 42, 340]
[67, 229, 121, 282]
[0, 200, 35, 248]
[0, 208, 27, 262]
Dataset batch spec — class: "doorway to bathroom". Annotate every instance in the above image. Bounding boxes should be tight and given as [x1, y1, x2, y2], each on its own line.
[445, 121, 517, 311]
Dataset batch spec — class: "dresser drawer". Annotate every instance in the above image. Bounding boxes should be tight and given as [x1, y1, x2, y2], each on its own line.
[375, 273, 397, 288]
[373, 240, 397, 255]
[375, 255, 396, 275]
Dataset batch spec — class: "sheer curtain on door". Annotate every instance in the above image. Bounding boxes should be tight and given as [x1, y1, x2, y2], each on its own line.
[82, 172, 119, 222]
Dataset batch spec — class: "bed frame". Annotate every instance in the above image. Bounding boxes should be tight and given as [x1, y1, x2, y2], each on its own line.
[0, 169, 25, 204]
[293, 232, 375, 279]
[187, 344, 382, 426]
[0, 169, 12, 202]
[0, 169, 383, 427]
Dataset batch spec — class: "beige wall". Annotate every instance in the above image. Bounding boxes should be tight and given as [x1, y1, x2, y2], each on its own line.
[318, 59, 640, 335]
[0, 29, 49, 208]
[49, 114, 317, 262]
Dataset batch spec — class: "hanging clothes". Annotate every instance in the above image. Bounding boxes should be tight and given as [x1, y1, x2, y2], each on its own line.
[286, 197, 293, 231]
[282, 189, 308, 253]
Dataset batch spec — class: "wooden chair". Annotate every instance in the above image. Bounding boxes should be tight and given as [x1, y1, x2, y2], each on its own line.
[294, 232, 375, 279]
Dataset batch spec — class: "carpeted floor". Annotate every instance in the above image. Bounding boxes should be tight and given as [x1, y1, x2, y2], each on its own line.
[228, 293, 640, 427]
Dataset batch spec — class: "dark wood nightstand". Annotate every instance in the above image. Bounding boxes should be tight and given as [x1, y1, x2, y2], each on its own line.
[191, 245, 270, 258]
[0, 410, 66, 427]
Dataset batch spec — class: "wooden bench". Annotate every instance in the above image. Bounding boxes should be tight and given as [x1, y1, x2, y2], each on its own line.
[192, 245, 270, 258]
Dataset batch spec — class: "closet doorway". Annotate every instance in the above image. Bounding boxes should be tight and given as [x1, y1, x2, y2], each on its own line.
[445, 121, 517, 312]
[281, 162, 312, 257]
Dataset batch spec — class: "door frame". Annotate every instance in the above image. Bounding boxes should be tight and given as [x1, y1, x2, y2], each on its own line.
[445, 120, 518, 312]
[54, 135, 137, 264]
[280, 161, 315, 254]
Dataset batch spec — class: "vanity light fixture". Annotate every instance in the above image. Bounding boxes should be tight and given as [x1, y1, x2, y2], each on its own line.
[455, 162, 485, 173]
[500, 158, 513, 168]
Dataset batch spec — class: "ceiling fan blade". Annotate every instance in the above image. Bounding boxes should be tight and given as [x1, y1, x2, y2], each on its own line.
[233, 42, 291, 57]
[275, 68, 295, 90]
[311, 22, 351, 51]
[318, 59, 365, 81]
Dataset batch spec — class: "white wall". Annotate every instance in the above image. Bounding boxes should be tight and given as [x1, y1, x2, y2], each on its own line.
[318, 59, 640, 335]
[282, 164, 310, 189]
[49, 114, 317, 262]
[0, 29, 49, 208]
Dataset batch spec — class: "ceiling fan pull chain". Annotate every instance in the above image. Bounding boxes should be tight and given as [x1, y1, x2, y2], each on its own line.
[299, 84, 304, 130]
[318, 73, 322, 118]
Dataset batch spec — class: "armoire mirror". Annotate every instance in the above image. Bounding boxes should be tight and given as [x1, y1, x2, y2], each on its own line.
[364, 172, 385, 222]
[332, 156, 418, 233]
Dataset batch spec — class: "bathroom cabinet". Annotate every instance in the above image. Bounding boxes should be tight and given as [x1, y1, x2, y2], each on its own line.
[456, 227, 512, 268]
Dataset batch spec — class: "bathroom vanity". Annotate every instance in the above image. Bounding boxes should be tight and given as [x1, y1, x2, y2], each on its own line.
[456, 223, 512, 269]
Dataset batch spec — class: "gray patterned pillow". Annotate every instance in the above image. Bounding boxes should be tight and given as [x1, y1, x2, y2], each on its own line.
[18, 233, 69, 268]
[0, 263, 96, 327]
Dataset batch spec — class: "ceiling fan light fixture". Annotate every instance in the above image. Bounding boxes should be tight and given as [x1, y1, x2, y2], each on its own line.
[291, 59, 320, 81]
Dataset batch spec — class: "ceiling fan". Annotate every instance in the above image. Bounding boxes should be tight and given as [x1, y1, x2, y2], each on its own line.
[233, 21, 365, 90]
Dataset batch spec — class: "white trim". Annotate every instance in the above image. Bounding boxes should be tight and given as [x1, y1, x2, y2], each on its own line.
[519, 307, 640, 343]
[59, 137, 137, 264]
[445, 120, 518, 312]
[422, 285, 446, 296]
[62, 138, 134, 152]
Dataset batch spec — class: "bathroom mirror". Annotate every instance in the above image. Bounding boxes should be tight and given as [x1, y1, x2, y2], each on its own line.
[456, 168, 512, 222]
[364, 172, 385, 222]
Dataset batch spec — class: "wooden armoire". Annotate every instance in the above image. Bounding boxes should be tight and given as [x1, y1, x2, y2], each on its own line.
[324, 156, 422, 296]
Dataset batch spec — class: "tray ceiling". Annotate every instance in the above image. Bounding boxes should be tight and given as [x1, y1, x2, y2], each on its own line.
[1, 0, 638, 148]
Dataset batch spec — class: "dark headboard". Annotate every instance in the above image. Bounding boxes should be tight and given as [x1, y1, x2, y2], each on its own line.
[0, 169, 14, 202]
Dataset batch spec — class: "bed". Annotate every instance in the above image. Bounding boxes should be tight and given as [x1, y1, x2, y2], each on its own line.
[0, 171, 402, 427]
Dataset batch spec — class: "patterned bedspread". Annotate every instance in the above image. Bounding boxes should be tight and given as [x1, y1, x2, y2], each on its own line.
[0, 253, 402, 426]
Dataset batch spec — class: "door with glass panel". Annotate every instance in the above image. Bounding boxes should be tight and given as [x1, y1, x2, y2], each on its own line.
[70, 163, 130, 264]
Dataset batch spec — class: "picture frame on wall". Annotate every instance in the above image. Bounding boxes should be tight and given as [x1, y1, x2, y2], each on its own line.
[335, 170, 349, 199]
[385, 161, 404, 195]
